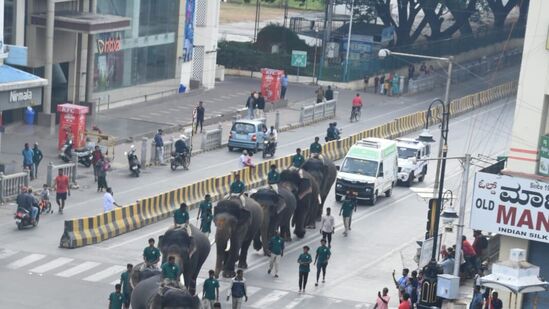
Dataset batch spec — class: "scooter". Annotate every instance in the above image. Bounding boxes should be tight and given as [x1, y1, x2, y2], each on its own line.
[125, 148, 141, 177]
[262, 139, 276, 158]
[170, 151, 190, 171]
[60, 140, 93, 167]
[15, 207, 39, 230]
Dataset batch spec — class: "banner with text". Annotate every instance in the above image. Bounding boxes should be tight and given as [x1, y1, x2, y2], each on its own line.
[470, 172, 549, 243]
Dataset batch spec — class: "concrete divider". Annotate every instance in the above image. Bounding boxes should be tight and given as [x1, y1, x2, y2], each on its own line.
[59, 80, 519, 249]
[201, 125, 223, 151]
[299, 98, 337, 125]
[0, 171, 30, 203]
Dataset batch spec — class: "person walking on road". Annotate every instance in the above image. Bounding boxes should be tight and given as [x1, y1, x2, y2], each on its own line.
[314, 239, 331, 286]
[104, 187, 122, 212]
[267, 231, 284, 278]
[32, 143, 43, 179]
[227, 269, 247, 309]
[108, 284, 125, 309]
[292, 148, 305, 168]
[325, 86, 334, 101]
[200, 209, 213, 237]
[54, 169, 70, 214]
[22, 143, 34, 179]
[320, 208, 335, 247]
[245, 92, 256, 119]
[309, 137, 322, 158]
[120, 264, 133, 309]
[195, 101, 205, 134]
[202, 270, 220, 309]
[91, 145, 102, 182]
[374, 287, 390, 309]
[316, 86, 325, 103]
[97, 156, 109, 192]
[256, 92, 265, 118]
[339, 192, 356, 236]
[197, 194, 213, 222]
[297, 245, 312, 293]
[143, 238, 161, 269]
[154, 129, 165, 165]
[280, 73, 288, 99]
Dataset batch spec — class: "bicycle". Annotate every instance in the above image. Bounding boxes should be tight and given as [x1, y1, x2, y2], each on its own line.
[350, 106, 361, 122]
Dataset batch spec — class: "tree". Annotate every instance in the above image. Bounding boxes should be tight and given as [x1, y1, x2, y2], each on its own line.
[421, 0, 478, 40]
[485, 0, 519, 27]
[373, 0, 429, 46]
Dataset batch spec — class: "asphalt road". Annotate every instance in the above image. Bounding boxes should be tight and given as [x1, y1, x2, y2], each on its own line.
[0, 94, 516, 308]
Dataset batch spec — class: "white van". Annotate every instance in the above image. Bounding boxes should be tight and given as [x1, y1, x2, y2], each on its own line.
[335, 138, 398, 205]
[396, 138, 430, 187]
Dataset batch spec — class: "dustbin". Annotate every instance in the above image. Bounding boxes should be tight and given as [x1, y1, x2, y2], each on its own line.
[24, 106, 35, 125]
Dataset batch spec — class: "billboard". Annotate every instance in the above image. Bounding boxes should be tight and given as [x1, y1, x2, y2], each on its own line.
[470, 171, 549, 243]
[183, 0, 195, 62]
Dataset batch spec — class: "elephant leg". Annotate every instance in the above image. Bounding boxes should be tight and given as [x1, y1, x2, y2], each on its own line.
[238, 238, 253, 269]
[253, 233, 263, 252]
[222, 239, 239, 278]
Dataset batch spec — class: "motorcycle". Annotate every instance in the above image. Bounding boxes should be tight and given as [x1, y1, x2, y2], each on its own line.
[170, 150, 190, 171]
[262, 140, 276, 158]
[125, 149, 141, 177]
[325, 128, 342, 142]
[60, 140, 93, 167]
[15, 207, 39, 230]
[39, 198, 52, 214]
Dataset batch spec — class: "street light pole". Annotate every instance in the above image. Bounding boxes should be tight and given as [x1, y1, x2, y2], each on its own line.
[453, 153, 471, 276]
[312, 26, 319, 85]
[343, 0, 354, 82]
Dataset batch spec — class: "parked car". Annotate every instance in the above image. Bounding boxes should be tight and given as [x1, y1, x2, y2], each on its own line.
[228, 119, 267, 153]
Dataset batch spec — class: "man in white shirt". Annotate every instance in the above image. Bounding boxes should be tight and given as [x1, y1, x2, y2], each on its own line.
[104, 187, 121, 212]
[319, 207, 335, 248]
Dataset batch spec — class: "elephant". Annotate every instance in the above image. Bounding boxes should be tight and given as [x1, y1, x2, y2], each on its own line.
[302, 156, 337, 225]
[130, 262, 161, 289]
[214, 196, 262, 278]
[130, 274, 202, 309]
[279, 168, 320, 238]
[157, 225, 211, 295]
[250, 187, 297, 255]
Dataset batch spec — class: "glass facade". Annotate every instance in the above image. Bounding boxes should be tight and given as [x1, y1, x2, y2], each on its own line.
[3, 0, 15, 44]
[94, 0, 179, 92]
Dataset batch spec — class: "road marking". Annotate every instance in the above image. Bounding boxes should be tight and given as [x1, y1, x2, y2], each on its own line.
[284, 294, 313, 308]
[7, 254, 46, 269]
[250, 290, 289, 308]
[83, 265, 126, 282]
[30, 257, 74, 274]
[110, 279, 119, 285]
[56, 261, 101, 278]
[0, 249, 19, 259]
[247, 286, 262, 297]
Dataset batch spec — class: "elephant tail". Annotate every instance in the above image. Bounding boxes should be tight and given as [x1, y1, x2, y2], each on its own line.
[253, 233, 262, 251]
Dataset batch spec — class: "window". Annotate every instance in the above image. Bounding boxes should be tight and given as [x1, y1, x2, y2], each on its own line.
[232, 123, 256, 134]
[139, 0, 179, 36]
[397, 147, 418, 159]
[4, 0, 15, 44]
[340, 157, 378, 177]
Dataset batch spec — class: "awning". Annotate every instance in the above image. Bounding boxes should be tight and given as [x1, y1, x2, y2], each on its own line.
[0, 65, 48, 92]
[31, 11, 130, 34]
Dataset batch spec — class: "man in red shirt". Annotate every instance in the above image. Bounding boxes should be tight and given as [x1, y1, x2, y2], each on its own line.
[351, 93, 363, 120]
[462, 235, 478, 274]
[54, 169, 70, 214]
[398, 293, 411, 309]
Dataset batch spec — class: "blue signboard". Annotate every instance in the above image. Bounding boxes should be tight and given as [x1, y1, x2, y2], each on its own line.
[183, 0, 195, 62]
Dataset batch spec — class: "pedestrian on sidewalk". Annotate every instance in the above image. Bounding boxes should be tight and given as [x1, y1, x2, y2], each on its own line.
[393, 268, 410, 299]
[309, 137, 322, 158]
[325, 86, 334, 101]
[473, 230, 488, 271]
[373, 287, 390, 309]
[281, 73, 288, 99]
[363, 75, 369, 92]
[439, 247, 456, 274]
[108, 284, 125, 309]
[255, 92, 265, 118]
[195, 101, 205, 134]
[267, 231, 284, 278]
[297, 245, 312, 293]
[119, 263, 133, 309]
[22, 143, 34, 179]
[97, 156, 109, 192]
[154, 129, 165, 165]
[315, 86, 325, 103]
[470, 285, 484, 309]
[374, 76, 380, 94]
[462, 235, 478, 274]
[319, 208, 335, 247]
[246, 92, 256, 119]
[197, 194, 213, 222]
[314, 239, 331, 286]
[104, 187, 122, 212]
[292, 148, 304, 168]
[227, 269, 247, 309]
[398, 293, 411, 309]
[202, 269, 220, 309]
[379, 75, 385, 94]
[339, 192, 356, 236]
[91, 145, 102, 182]
[32, 143, 43, 179]
[407, 271, 419, 308]
[408, 64, 415, 80]
[54, 169, 70, 214]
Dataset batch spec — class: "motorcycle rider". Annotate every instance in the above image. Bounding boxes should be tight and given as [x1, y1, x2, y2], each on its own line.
[325, 123, 340, 141]
[127, 145, 140, 171]
[17, 187, 39, 224]
[174, 135, 189, 168]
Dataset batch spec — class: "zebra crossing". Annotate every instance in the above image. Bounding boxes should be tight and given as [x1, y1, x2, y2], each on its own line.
[0, 248, 375, 308]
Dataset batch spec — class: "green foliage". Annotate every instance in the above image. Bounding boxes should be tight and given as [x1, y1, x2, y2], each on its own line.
[255, 24, 312, 54]
[217, 41, 292, 72]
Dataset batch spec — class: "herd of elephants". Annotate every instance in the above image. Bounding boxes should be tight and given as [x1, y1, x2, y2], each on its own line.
[129, 156, 338, 309]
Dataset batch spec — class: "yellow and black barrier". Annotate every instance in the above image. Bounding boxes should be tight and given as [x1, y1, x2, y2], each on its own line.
[59, 80, 518, 248]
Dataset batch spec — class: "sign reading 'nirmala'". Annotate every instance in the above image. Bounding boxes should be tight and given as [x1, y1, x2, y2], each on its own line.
[470, 171, 549, 243]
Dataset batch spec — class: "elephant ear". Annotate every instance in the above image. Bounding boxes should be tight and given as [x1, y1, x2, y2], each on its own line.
[298, 177, 313, 200]
[189, 238, 197, 259]
[276, 194, 286, 214]
[238, 208, 251, 226]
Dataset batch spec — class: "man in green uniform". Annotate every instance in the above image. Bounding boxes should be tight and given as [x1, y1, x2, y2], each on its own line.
[230, 173, 246, 206]
[174, 203, 190, 227]
[297, 246, 312, 293]
[267, 164, 280, 186]
[339, 192, 357, 237]
[292, 148, 305, 168]
[196, 194, 212, 221]
[143, 238, 161, 269]
[314, 239, 331, 286]
[202, 269, 220, 308]
[161, 255, 181, 288]
[200, 210, 214, 237]
[108, 284, 125, 309]
[119, 264, 133, 308]
[309, 137, 322, 158]
[267, 231, 285, 278]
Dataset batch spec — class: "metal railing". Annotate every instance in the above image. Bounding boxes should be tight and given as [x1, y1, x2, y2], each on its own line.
[0, 171, 30, 203]
[151, 139, 175, 165]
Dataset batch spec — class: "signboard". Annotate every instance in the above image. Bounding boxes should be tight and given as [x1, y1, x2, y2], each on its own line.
[419, 237, 434, 268]
[260, 68, 283, 102]
[291, 50, 307, 68]
[0, 87, 43, 112]
[96, 35, 122, 54]
[470, 171, 549, 243]
[540, 135, 549, 176]
[183, 0, 195, 62]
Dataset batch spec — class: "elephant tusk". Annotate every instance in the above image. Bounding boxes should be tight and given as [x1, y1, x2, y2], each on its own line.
[318, 194, 322, 204]
[225, 239, 231, 252]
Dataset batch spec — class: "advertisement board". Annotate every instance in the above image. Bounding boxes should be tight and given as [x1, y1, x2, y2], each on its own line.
[183, 0, 195, 62]
[57, 104, 89, 150]
[470, 171, 549, 243]
[0, 87, 42, 112]
[539, 135, 549, 176]
[260, 69, 283, 102]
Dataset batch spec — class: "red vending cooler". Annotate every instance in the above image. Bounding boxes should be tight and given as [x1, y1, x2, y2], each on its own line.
[57, 104, 89, 150]
[260, 68, 283, 102]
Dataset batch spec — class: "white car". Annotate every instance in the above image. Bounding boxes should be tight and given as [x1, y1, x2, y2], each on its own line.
[396, 138, 430, 187]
